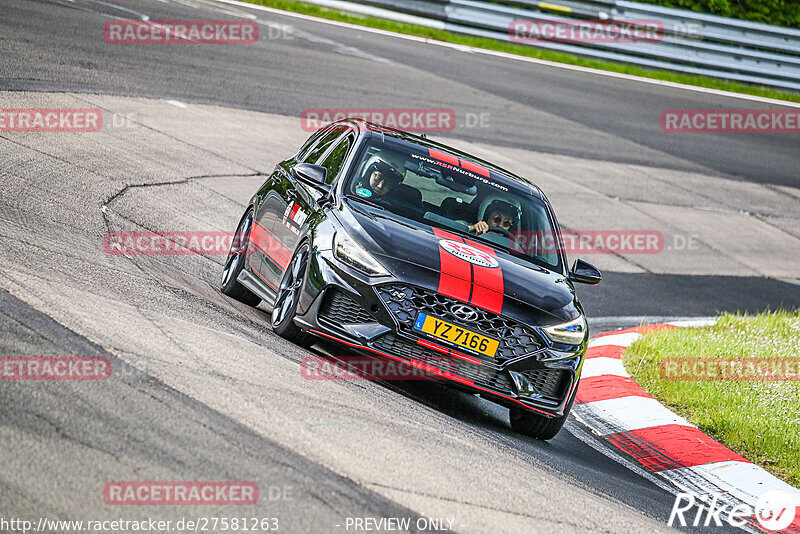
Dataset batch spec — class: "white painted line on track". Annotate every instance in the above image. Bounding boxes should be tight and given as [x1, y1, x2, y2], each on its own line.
[207, 0, 800, 108]
[581, 357, 629, 378]
[300, 0, 447, 29]
[575, 396, 695, 433]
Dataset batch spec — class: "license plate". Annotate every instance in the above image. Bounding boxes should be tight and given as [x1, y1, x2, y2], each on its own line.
[413, 312, 499, 358]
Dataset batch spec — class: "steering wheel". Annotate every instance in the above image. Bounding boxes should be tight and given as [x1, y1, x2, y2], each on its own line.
[487, 226, 511, 237]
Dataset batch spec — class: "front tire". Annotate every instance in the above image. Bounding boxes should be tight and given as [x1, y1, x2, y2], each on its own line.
[271, 242, 315, 347]
[220, 208, 261, 307]
[509, 390, 575, 440]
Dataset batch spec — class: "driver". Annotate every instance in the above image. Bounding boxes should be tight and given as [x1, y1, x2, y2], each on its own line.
[354, 154, 405, 197]
[469, 199, 520, 236]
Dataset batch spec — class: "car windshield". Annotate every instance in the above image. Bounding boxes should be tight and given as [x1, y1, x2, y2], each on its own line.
[343, 137, 563, 271]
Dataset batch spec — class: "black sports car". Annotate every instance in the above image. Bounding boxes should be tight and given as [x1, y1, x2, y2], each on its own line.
[220, 119, 602, 439]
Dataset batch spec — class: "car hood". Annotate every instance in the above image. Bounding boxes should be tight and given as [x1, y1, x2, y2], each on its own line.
[337, 199, 579, 324]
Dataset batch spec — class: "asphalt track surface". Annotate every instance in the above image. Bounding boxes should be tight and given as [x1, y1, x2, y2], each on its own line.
[4, 0, 800, 185]
[3, 0, 800, 318]
[0, 0, 798, 532]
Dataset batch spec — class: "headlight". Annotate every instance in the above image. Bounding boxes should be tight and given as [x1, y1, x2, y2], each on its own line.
[333, 230, 389, 276]
[542, 316, 587, 345]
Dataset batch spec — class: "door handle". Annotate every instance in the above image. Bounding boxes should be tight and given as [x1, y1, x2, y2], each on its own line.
[286, 189, 297, 200]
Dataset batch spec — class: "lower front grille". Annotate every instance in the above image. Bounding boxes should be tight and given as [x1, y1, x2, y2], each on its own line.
[372, 333, 513, 394]
[521, 368, 569, 400]
[319, 290, 375, 325]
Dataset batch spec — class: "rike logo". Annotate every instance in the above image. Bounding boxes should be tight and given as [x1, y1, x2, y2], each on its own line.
[438, 240, 498, 268]
[668, 490, 797, 531]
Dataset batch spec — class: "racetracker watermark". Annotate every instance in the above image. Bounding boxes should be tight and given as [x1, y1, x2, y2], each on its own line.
[0, 108, 102, 132]
[104, 20, 258, 44]
[510, 19, 663, 43]
[668, 491, 797, 531]
[661, 109, 800, 133]
[1, 517, 280, 534]
[510, 230, 664, 254]
[300, 109, 469, 133]
[301, 356, 462, 381]
[103, 231, 245, 256]
[104, 482, 259, 505]
[1, 356, 111, 380]
[661, 358, 800, 381]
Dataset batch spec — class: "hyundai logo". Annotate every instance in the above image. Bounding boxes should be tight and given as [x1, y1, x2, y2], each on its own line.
[450, 304, 479, 322]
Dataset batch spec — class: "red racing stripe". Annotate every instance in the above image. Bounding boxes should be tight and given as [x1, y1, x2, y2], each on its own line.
[428, 148, 459, 166]
[253, 219, 291, 251]
[249, 222, 267, 255]
[432, 227, 472, 303]
[574, 375, 650, 404]
[251, 221, 291, 269]
[417, 338, 449, 354]
[464, 239, 503, 314]
[606, 425, 749, 472]
[459, 158, 490, 178]
[450, 350, 481, 365]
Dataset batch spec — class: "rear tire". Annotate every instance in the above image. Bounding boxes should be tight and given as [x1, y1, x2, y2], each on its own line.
[271, 242, 315, 347]
[509, 389, 576, 440]
[220, 208, 261, 307]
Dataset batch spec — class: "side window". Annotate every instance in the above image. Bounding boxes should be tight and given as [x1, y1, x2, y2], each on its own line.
[318, 134, 355, 184]
[303, 126, 347, 164]
[297, 125, 333, 160]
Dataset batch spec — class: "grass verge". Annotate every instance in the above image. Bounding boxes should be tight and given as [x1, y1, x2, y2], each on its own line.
[241, 0, 800, 103]
[622, 311, 800, 487]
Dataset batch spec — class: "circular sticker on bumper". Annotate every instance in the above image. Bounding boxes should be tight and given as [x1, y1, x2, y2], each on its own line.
[438, 239, 499, 268]
[356, 188, 372, 198]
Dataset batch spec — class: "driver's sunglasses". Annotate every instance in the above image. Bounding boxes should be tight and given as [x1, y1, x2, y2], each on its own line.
[490, 215, 514, 228]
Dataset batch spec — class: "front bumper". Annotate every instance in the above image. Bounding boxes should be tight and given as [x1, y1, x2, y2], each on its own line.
[294, 249, 584, 418]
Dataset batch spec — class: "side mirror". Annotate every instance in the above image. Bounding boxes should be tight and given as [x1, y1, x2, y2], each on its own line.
[569, 259, 602, 285]
[292, 163, 330, 193]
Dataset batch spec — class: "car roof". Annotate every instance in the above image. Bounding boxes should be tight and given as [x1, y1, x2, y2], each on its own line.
[335, 118, 545, 200]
